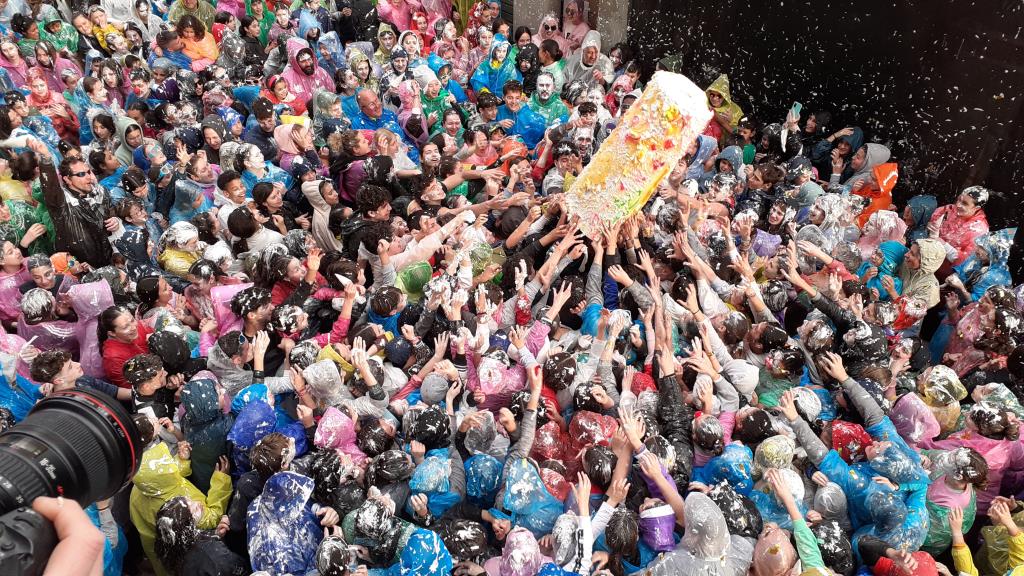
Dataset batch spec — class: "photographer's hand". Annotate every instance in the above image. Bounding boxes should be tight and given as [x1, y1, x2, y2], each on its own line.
[33, 497, 104, 575]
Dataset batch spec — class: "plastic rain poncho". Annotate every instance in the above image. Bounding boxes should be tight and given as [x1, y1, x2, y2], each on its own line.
[388, 528, 453, 576]
[465, 453, 503, 508]
[484, 527, 551, 576]
[918, 365, 967, 434]
[130, 443, 232, 576]
[707, 481, 763, 540]
[407, 451, 461, 518]
[698, 443, 755, 496]
[647, 492, 754, 576]
[890, 392, 940, 449]
[750, 524, 797, 576]
[502, 458, 563, 537]
[180, 378, 234, 493]
[314, 406, 368, 466]
[246, 471, 323, 575]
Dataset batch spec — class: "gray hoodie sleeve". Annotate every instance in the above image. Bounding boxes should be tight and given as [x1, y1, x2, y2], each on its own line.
[585, 254, 605, 307]
[343, 384, 390, 417]
[713, 375, 740, 412]
[499, 279, 541, 328]
[697, 278, 730, 318]
[788, 416, 828, 466]
[596, 362, 620, 405]
[625, 282, 655, 312]
[507, 409, 538, 460]
[448, 416, 466, 498]
[263, 375, 294, 395]
[840, 377, 885, 428]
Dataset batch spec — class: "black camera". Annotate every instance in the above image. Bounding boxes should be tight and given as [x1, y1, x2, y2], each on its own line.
[0, 389, 143, 576]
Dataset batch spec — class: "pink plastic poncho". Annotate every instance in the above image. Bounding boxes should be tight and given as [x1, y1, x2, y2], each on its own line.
[890, 392, 940, 449]
[931, 204, 989, 266]
[0, 262, 29, 324]
[314, 407, 368, 466]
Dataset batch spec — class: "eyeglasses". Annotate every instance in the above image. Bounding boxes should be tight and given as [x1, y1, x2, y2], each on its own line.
[70, 169, 93, 177]
[543, 24, 557, 31]
[237, 333, 249, 346]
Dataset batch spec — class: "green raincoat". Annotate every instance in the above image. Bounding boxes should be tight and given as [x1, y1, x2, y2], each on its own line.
[38, 6, 79, 55]
[245, 0, 276, 45]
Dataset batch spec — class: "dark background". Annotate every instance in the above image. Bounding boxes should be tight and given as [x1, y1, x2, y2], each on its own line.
[622, 0, 1024, 228]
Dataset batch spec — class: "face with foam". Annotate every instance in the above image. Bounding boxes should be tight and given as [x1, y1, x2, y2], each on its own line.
[536, 74, 554, 100]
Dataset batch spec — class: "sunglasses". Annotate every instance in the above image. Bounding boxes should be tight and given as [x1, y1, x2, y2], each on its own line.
[70, 169, 93, 177]
[238, 333, 249, 346]
[543, 24, 557, 31]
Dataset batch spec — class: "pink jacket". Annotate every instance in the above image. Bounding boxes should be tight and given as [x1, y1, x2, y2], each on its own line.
[466, 320, 548, 412]
[314, 407, 368, 465]
[932, 204, 989, 266]
[377, 0, 421, 31]
[0, 263, 28, 323]
[921, 433, 1024, 513]
[280, 38, 335, 102]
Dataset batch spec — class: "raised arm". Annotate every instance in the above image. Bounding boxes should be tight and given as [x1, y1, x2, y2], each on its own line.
[820, 352, 884, 428]
[638, 451, 685, 526]
[778, 389, 829, 466]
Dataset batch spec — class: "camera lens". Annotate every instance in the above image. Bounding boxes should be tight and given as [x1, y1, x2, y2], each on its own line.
[0, 389, 142, 512]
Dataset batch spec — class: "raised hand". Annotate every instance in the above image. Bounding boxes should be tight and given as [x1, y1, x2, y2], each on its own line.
[820, 352, 849, 382]
[605, 477, 630, 507]
[777, 389, 799, 422]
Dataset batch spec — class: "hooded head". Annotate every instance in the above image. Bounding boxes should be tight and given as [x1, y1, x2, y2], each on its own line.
[353, 497, 395, 540]
[287, 37, 317, 76]
[889, 392, 940, 447]
[679, 492, 731, 559]
[753, 436, 795, 478]
[639, 504, 678, 552]
[180, 378, 223, 425]
[133, 443, 188, 497]
[707, 481, 763, 539]
[905, 195, 938, 234]
[579, 30, 603, 64]
[831, 420, 873, 463]
[706, 73, 735, 110]
[917, 365, 966, 406]
[465, 453, 502, 507]
[811, 520, 854, 575]
[499, 527, 544, 576]
[440, 519, 487, 561]
[912, 238, 947, 276]
[868, 442, 928, 485]
[410, 405, 451, 450]
[367, 449, 414, 488]
[302, 360, 344, 406]
[463, 409, 497, 455]
[751, 523, 796, 576]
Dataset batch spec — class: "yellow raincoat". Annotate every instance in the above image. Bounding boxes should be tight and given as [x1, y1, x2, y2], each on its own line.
[129, 443, 232, 576]
[706, 73, 744, 145]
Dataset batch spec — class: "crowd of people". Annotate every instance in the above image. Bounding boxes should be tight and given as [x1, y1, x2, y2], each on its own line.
[0, 0, 1022, 575]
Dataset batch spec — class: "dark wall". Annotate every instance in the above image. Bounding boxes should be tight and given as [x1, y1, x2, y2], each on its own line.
[626, 0, 1024, 228]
